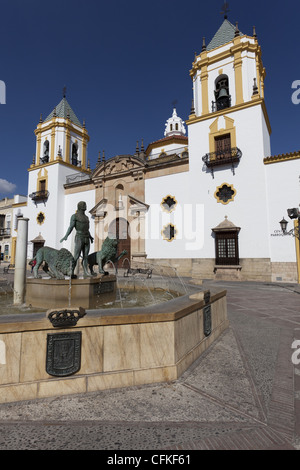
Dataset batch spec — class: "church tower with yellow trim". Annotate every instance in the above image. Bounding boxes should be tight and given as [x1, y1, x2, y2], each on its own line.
[26, 91, 91, 256]
[185, 14, 273, 279]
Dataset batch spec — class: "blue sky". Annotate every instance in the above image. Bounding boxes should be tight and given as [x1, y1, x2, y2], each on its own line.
[0, 0, 299, 198]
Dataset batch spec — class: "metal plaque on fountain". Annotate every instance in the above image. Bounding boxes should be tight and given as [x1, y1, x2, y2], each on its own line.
[203, 305, 212, 337]
[46, 332, 82, 377]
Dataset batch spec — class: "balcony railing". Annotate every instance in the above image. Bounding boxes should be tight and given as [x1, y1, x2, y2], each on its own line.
[29, 190, 50, 203]
[0, 228, 11, 237]
[211, 96, 231, 113]
[202, 147, 242, 176]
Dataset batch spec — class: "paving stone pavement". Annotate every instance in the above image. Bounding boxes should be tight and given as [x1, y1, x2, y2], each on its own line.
[0, 280, 299, 451]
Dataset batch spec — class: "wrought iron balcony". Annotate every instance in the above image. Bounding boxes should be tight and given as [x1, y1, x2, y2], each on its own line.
[202, 147, 242, 176]
[0, 228, 11, 238]
[29, 190, 50, 203]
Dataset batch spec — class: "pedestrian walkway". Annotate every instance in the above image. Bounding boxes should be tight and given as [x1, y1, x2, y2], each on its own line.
[0, 280, 299, 450]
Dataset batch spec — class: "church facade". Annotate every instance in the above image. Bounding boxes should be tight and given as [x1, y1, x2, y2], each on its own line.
[11, 18, 300, 283]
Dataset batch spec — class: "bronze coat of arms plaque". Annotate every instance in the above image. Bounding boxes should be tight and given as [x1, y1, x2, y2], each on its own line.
[46, 332, 82, 377]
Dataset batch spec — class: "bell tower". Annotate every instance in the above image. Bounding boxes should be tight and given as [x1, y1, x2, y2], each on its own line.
[188, 19, 267, 120]
[32, 90, 90, 171]
[185, 13, 272, 277]
[26, 91, 91, 254]
[186, 15, 271, 167]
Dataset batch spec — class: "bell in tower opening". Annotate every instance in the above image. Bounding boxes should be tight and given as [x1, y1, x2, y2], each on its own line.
[214, 74, 231, 111]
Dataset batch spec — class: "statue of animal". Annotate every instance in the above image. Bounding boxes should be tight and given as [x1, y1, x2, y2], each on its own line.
[29, 246, 76, 280]
[87, 237, 127, 275]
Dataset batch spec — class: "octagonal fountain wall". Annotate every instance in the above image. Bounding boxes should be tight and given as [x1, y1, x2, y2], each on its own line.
[0, 279, 228, 404]
[0, 217, 228, 403]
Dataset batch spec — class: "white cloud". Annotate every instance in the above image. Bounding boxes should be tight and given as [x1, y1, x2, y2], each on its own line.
[0, 178, 17, 194]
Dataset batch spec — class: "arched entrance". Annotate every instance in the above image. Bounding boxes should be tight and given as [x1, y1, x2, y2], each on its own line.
[108, 217, 131, 267]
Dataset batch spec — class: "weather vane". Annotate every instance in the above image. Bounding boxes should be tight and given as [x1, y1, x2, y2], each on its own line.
[172, 99, 178, 108]
[63, 86, 67, 98]
[220, 1, 230, 19]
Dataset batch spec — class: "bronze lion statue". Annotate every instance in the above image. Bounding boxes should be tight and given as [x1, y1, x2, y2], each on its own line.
[87, 237, 127, 275]
[29, 246, 76, 280]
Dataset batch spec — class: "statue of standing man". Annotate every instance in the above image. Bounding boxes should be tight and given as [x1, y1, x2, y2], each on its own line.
[60, 201, 94, 278]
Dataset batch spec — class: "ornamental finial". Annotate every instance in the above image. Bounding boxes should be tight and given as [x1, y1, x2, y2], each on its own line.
[220, 1, 230, 19]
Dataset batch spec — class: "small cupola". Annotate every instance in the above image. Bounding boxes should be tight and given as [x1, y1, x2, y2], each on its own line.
[164, 108, 186, 137]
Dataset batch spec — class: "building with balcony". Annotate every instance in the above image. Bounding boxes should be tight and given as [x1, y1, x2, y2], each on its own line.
[16, 15, 300, 283]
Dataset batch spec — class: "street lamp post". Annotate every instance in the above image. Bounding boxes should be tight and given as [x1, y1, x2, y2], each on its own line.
[279, 208, 300, 239]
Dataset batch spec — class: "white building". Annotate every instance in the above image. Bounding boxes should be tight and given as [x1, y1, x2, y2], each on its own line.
[15, 17, 300, 283]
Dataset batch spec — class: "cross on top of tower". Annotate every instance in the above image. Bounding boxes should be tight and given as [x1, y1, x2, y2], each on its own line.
[220, 1, 230, 19]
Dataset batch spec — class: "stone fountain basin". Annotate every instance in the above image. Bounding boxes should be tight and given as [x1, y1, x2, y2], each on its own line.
[0, 287, 228, 404]
[26, 275, 117, 309]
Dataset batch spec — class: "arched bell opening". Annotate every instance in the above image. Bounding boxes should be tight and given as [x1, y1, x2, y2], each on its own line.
[214, 74, 231, 111]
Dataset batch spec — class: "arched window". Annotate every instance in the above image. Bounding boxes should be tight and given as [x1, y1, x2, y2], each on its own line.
[72, 142, 79, 166]
[214, 74, 231, 111]
[41, 139, 49, 164]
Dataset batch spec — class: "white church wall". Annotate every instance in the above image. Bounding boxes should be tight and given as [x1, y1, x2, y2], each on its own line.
[265, 159, 299, 263]
[187, 104, 271, 261]
[25, 165, 90, 258]
[145, 171, 195, 259]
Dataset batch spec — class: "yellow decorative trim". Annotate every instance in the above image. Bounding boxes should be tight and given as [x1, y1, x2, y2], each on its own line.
[65, 129, 71, 164]
[28, 159, 91, 174]
[34, 120, 90, 141]
[233, 37, 244, 105]
[161, 223, 177, 242]
[200, 55, 209, 115]
[186, 97, 272, 136]
[82, 137, 87, 170]
[50, 127, 55, 162]
[11, 237, 17, 265]
[161, 195, 178, 213]
[180, 147, 188, 157]
[214, 183, 237, 205]
[36, 168, 48, 192]
[190, 37, 261, 78]
[295, 219, 300, 284]
[12, 202, 27, 208]
[264, 151, 300, 165]
[36, 135, 41, 166]
[209, 116, 236, 154]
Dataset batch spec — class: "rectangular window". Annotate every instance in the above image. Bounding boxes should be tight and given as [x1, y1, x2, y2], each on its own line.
[39, 179, 46, 192]
[215, 231, 239, 265]
[214, 134, 231, 159]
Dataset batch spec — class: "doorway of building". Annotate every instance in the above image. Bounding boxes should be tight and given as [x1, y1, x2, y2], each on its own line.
[108, 217, 131, 268]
